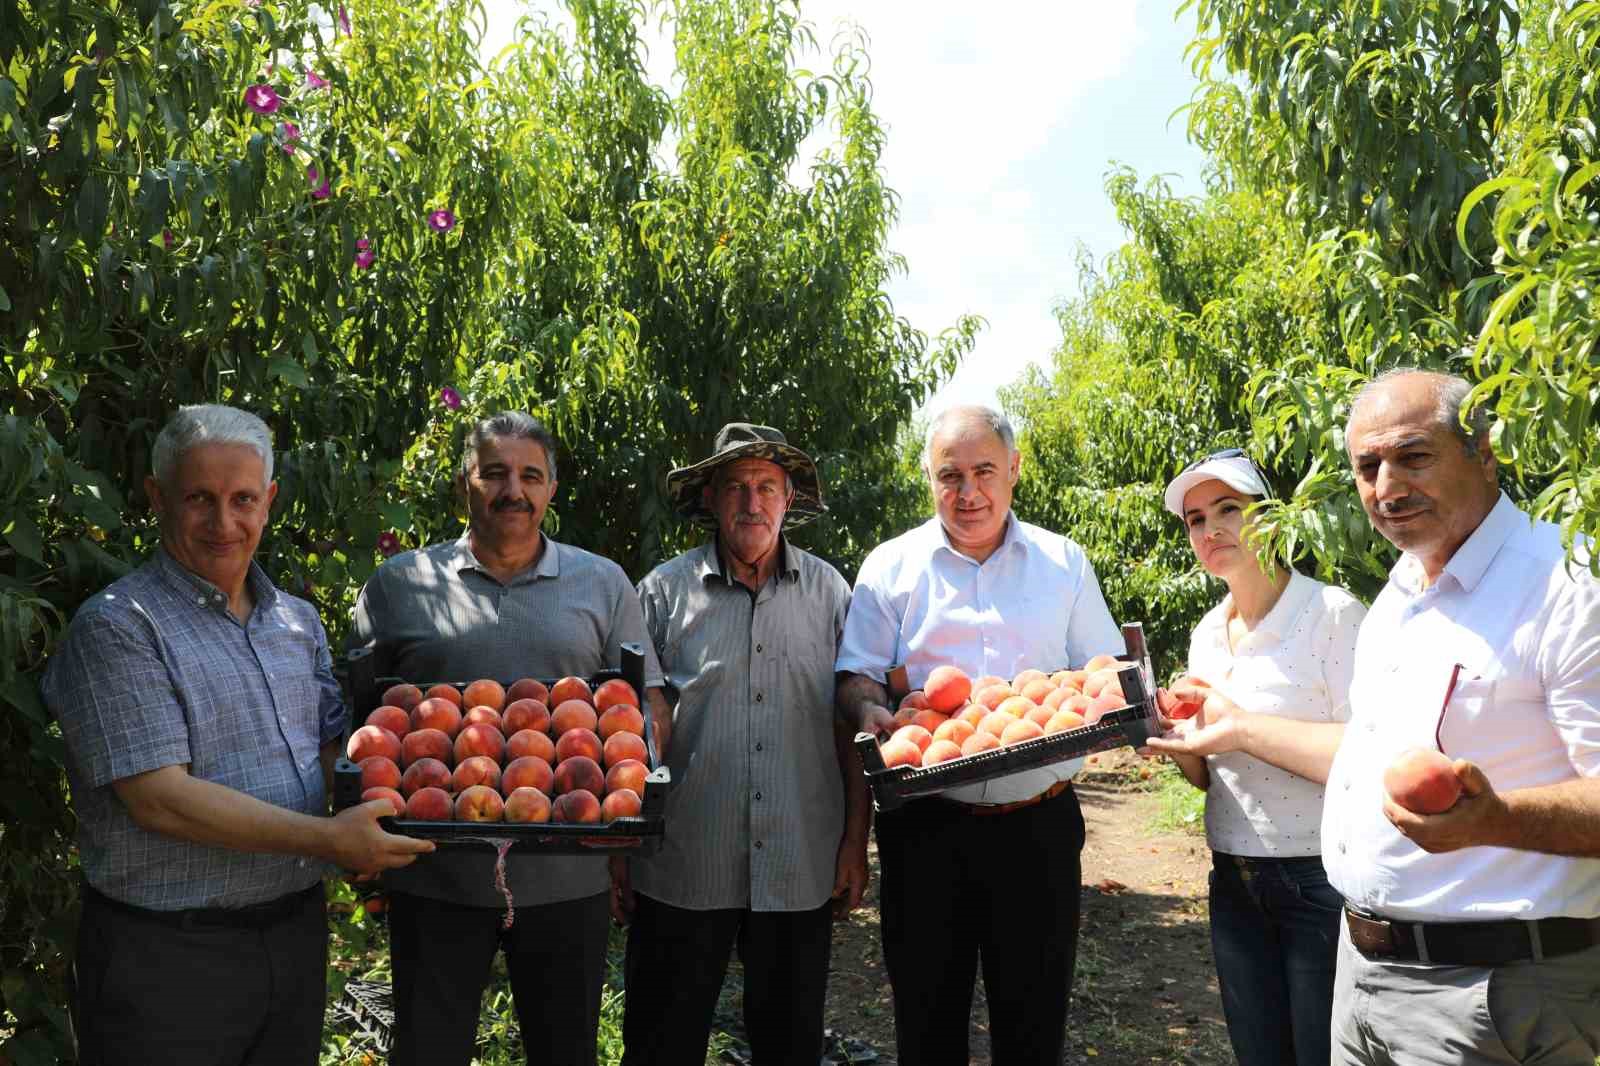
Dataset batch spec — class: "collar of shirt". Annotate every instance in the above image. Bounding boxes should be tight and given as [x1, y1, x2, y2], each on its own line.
[1201, 569, 1319, 654]
[699, 534, 798, 589]
[448, 531, 561, 585]
[154, 548, 277, 618]
[1389, 491, 1518, 597]
[924, 509, 1026, 568]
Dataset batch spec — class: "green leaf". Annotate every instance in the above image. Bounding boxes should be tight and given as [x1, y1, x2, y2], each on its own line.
[268, 357, 311, 388]
[3, 515, 43, 563]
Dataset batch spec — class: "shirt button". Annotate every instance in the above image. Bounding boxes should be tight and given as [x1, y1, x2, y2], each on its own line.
[754, 840, 763, 849]
[195, 596, 206, 606]
[755, 791, 762, 801]
[756, 643, 763, 653]
[1339, 842, 1347, 853]
[755, 692, 763, 703]
[755, 742, 763, 752]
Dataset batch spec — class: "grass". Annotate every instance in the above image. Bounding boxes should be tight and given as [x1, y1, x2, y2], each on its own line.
[1144, 758, 1207, 835]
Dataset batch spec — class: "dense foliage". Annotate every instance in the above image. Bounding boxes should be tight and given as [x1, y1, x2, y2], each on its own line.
[0, 0, 969, 1059]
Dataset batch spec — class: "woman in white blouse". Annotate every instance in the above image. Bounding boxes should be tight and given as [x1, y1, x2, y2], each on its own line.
[1146, 450, 1366, 1066]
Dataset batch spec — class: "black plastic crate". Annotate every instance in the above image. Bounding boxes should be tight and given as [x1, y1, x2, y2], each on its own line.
[332, 642, 670, 853]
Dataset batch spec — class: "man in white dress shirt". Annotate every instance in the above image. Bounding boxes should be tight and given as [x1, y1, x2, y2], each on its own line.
[1322, 368, 1600, 1065]
[836, 405, 1123, 1066]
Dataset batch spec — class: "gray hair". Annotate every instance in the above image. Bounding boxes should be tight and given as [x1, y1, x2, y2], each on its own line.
[151, 404, 274, 487]
[1349, 369, 1490, 455]
[461, 411, 558, 479]
[920, 404, 1018, 475]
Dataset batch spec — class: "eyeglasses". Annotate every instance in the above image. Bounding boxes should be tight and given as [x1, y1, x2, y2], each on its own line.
[1180, 447, 1248, 474]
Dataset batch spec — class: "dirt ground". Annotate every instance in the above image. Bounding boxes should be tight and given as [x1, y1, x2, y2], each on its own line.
[714, 748, 1233, 1065]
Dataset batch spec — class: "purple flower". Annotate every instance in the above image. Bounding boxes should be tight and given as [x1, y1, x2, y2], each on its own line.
[440, 386, 462, 410]
[307, 164, 331, 200]
[162, 229, 174, 249]
[356, 237, 371, 250]
[338, 4, 352, 35]
[377, 532, 402, 557]
[354, 239, 375, 269]
[244, 83, 281, 115]
[305, 68, 329, 90]
[282, 120, 300, 144]
[427, 208, 456, 232]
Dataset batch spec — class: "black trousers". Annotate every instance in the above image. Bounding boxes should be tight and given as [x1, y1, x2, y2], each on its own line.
[387, 889, 610, 1066]
[619, 894, 834, 1066]
[875, 785, 1086, 1066]
[72, 881, 327, 1066]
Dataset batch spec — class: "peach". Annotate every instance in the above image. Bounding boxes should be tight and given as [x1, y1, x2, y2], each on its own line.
[553, 789, 601, 823]
[974, 683, 1015, 711]
[400, 727, 453, 768]
[463, 705, 504, 732]
[1025, 705, 1057, 730]
[551, 699, 599, 735]
[425, 683, 463, 707]
[400, 757, 451, 796]
[898, 691, 930, 712]
[598, 704, 645, 741]
[996, 696, 1037, 720]
[554, 755, 605, 796]
[556, 728, 604, 765]
[910, 709, 949, 735]
[603, 731, 648, 768]
[452, 755, 502, 792]
[1049, 670, 1074, 687]
[359, 755, 402, 792]
[891, 724, 934, 753]
[1046, 709, 1086, 733]
[365, 705, 412, 738]
[957, 703, 989, 727]
[454, 722, 506, 764]
[549, 676, 593, 707]
[506, 728, 557, 764]
[923, 665, 972, 713]
[606, 759, 648, 796]
[1157, 688, 1204, 721]
[879, 738, 922, 768]
[961, 731, 1001, 756]
[347, 725, 402, 764]
[404, 785, 453, 820]
[361, 785, 406, 816]
[502, 755, 555, 796]
[922, 739, 964, 765]
[381, 683, 423, 712]
[455, 784, 504, 822]
[1063, 693, 1093, 716]
[1000, 718, 1045, 746]
[932, 718, 976, 747]
[504, 786, 552, 823]
[411, 697, 462, 738]
[892, 706, 919, 727]
[1083, 654, 1122, 674]
[1081, 669, 1123, 700]
[507, 677, 550, 704]
[601, 788, 643, 822]
[462, 679, 505, 712]
[1012, 669, 1049, 691]
[978, 711, 1015, 738]
[1084, 690, 1126, 725]
[1057, 669, 1088, 692]
[502, 699, 551, 736]
[974, 675, 1007, 691]
[594, 679, 639, 711]
[1383, 748, 1462, 814]
[1041, 687, 1073, 713]
[1020, 679, 1056, 704]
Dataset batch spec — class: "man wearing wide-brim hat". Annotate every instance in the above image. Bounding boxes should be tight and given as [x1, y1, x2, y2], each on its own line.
[611, 423, 870, 1066]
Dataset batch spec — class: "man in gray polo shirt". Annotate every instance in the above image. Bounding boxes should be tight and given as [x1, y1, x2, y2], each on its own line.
[349, 411, 666, 1066]
[610, 423, 869, 1066]
[42, 404, 432, 1066]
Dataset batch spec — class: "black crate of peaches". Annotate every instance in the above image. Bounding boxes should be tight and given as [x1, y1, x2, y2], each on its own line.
[854, 655, 1160, 810]
[332, 644, 669, 853]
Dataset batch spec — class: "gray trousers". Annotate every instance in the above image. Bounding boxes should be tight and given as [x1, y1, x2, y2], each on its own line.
[1331, 919, 1600, 1065]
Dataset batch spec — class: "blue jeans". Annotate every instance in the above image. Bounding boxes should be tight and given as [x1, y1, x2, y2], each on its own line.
[1209, 852, 1342, 1066]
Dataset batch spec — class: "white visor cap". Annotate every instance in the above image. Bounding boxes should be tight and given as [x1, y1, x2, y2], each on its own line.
[1163, 455, 1270, 518]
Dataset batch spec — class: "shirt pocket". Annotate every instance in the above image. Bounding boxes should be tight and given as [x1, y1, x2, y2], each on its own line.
[1434, 678, 1496, 758]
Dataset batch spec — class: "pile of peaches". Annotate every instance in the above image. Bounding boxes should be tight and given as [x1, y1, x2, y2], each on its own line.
[877, 656, 1134, 770]
[346, 676, 650, 825]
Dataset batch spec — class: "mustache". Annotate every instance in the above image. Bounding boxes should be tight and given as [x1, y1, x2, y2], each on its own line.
[492, 500, 535, 513]
[1376, 496, 1428, 517]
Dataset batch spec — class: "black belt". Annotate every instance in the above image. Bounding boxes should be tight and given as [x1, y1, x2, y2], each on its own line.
[83, 880, 322, 931]
[1344, 905, 1600, 966]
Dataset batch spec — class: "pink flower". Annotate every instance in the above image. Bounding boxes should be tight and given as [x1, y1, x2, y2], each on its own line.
[377, 532, 402, 557]
[244, 84, 281, 114]
[440, 386, 462, 410]
[305, 68, 328, 90]
[307, 164, 331, 199]
[356, 237, 371, 250]
[427, 209, 456, 232]
[354, 237, 375, 269]
[338, 5, 352, 35]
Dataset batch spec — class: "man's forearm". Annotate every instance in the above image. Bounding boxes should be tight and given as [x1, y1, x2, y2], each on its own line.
[319, 739, 340, 808]
[837, 673, 889, 730]
[114, 765, 336, 862]
[1489, 777, 1600, 858]
[834, 719, 872, 838]
[645, 687, 672, 762]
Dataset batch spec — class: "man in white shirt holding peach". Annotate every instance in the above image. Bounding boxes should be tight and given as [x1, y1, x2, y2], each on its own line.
[1322, 368, 1600, 1065]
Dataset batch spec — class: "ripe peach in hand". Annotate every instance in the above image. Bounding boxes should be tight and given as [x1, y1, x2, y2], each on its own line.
[463, 705, 504, 732]
[924, 665, 972, 713]
[404, 785, 453, 820]
[411, 698, 462, 738]
[923, 739, 963, 765]
[1000, 718, 1045, 746]
[452, 755, 502, 792]
[606, 759, 648, 796]
[603, 731, 648, 768]
[381, 684, 423, 712]
[401, 728, 453, 768]
[594, 679, 639, 711]
[961, 732, 1001, 756]
[365, 705, 412, 738]
[932, 718, 976, 747]
[455, 784, 504, 822]
[362, 785, 406, 816]
[400, 757, 451, 796]
[891, 724, 934, 753]
[549, 676, 593, 707]
[503, 699, 551, 737]
[502, 755, 555, 796]
[601, 788, 642, 822]
[504, 786, 551, 823]
[553, 789, 602, 823]
[879, 738, 922, 768]
[598, 704, 645, 741]
[1157, 688, 1203, 721]
[347, 725, 402, 764]
[425, 683, 463, 707]
[359, 755, 402, 792]
[974, 683, 1015, 711]
[556, 728, 603, 765]
[507, 678, 550, 705]
[507, 728, 556, 764]
[554, 755, 605, 796]
[552, 699, 599, 735]
[910, 709, 949, 735]
[462, 679, 506, 712]
[1383, 748, 1463, 814]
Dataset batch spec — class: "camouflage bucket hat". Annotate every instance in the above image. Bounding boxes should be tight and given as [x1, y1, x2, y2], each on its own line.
[667, 423, 826, 530]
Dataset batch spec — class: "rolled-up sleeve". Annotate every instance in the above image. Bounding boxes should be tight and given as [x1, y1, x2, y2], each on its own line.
[313, 619, 347, 745]
[1064, 554, 1122, 667]
[834, 550, 898, 682]
[1543, 577, 1600, 777]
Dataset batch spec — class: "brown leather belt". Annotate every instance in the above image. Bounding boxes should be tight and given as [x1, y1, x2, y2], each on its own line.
[966, 779, 1072, 817]
[1344, 905, 1600, 966]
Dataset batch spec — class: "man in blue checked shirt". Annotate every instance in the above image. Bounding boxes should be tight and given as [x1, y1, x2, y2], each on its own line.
[41, 404, 432, 1066]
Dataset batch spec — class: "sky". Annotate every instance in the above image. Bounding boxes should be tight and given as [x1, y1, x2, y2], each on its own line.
[479, 1, 1210, 417]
